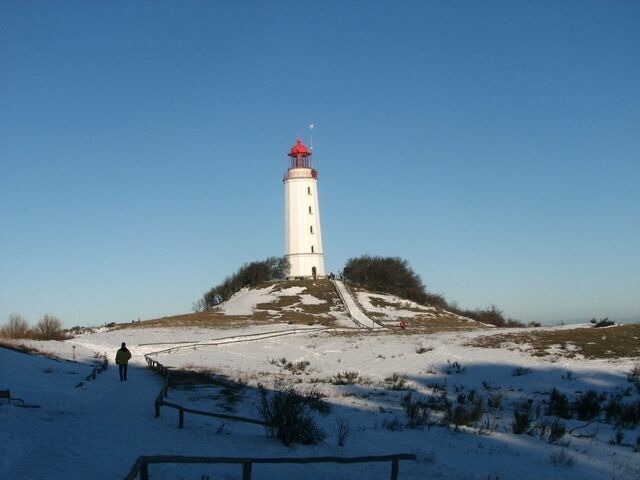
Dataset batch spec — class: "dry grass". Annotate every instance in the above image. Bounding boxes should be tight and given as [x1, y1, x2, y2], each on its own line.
[366, 295, 427, 314]
[115, 311, 249, 329]
[389, 310, 491, 334]
[118, 280, 344, 329]
[114, 279, 492, 333]
[469, 323, 640, 359]
[0, 340, 45, 356]
[256, 295, 300, 310]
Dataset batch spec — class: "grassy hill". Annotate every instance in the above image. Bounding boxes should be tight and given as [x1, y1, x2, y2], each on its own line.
[117, 279, 485, 333]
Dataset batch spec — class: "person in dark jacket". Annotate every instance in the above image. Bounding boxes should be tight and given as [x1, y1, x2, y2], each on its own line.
[115, 342, 132, 381]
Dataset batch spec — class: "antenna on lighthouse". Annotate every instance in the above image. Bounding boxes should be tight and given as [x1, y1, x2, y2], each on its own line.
[309, 123, 314, 151]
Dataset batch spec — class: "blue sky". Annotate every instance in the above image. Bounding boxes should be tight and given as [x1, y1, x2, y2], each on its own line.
[1, 0, 638, 328]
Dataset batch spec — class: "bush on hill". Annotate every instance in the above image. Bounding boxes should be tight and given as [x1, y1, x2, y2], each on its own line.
[342, 255, 523, 327]
[196, 256, 289, 311]
[591, 317, 615, 328]
[343, 255, 446, 307]
[453, 304, 524, 328]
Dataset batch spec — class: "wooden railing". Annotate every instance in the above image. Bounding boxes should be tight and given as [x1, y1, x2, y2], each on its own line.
[145, 357, 265, 428]
[86, 357, 108, 381]
[124, 453, 417, 480]
[74, 356, 108, 388]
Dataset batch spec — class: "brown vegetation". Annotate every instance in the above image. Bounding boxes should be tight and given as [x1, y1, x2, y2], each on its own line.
[120, 279, 496, 333]
[342, 255, 523, 327]
[0, 313, 67, 340]
[469, 323, 640, 359]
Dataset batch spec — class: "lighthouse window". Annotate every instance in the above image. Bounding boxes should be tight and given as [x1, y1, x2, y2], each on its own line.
[308, 206, 312, 214]
[310, 226, 314, 234]
[311, 245, 315, 253]
[307, 187, 311, 195]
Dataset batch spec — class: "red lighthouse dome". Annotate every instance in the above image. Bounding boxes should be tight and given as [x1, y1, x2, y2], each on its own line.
[288, 138, 311, 157]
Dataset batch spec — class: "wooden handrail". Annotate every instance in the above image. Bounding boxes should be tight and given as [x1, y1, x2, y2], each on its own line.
[146, 356, 265, 427]
[124, 453, 417, 480]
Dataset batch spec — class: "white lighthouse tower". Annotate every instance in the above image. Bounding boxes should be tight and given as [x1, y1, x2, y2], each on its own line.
[284, 138, 325, 279]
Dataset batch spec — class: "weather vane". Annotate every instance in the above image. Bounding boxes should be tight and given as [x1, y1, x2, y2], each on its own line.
[309, 123, 314, 151]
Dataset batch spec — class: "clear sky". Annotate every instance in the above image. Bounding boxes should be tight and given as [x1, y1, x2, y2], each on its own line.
[1, 0, 638, 328]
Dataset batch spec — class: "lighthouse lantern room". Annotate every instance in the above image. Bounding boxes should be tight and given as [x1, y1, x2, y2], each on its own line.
[284, 139, 325, 279]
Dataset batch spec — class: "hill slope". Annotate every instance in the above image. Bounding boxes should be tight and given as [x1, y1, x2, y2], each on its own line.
[125, 280, 484, 332]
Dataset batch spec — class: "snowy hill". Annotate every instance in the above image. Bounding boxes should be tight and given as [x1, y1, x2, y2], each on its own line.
[129, 280, 484, 333]
[2, 316, 639, 479]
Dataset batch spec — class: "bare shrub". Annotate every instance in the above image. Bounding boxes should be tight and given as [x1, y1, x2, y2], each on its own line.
[269, 357, 310, 375]
[401, 392, 433, 428]
[618, 401, 640, 428]
[512, 366, 531, 376]
[257, 380, 327, 446]
[548, 388, 571, 419]
[550, 449, 575, 467]
[480, 416, 499, 434]
[415, 346, 432, 354]
[628, 364, 640, 393]
[605, 395, 640, 428]
[331, 371, 360, 385]
[445, 360, 465, 375]
[610, 428, 624, 445]
[548, 418, 566, 444]
[335, 416, 351, 447]
[34, 314, 64, 340]
[382, 417, 403, 431]
[572, 389, 602, 420]
[1, 314, 31, 339]
[487, 392, 503, 410]
[512, 409, 531, 434]
[384, 373, 409, 390]
[447, 397, 485, 430]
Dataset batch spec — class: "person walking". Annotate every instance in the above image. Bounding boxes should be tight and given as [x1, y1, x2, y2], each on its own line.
[115, 342, 132, 381]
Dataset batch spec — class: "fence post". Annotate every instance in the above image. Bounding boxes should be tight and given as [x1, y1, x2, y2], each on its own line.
[155, 398, 161, 417]
[178, 407, 184, 429]
[140, 459, 149, 480]
[242, 461, 252, 480]
[390, 458, 399, 480]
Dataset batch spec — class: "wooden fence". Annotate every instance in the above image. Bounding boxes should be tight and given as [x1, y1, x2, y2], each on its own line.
[74, 356, 108, 388]
[145, 357, 265, 428]
[124, 453, 417, 480]
[86, 357, 108, 381]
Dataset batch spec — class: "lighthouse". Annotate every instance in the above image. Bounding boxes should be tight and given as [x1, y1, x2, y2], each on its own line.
[284, 139, 325, 279]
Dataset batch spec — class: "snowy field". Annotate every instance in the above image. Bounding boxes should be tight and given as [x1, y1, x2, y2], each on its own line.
[2, 320, 639, 480]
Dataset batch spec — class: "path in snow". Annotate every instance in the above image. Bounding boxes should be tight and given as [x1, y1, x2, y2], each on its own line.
[2, 356, 174, 479]
[0, 350, 220, 480]
[333, 280, 383, 329]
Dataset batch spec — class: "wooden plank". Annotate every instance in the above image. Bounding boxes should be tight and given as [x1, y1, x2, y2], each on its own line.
[391, 458, 399, 480]
[143, 454, 416, 465]
[161, 401, 266, 426]
[124, 454, 416, 480]
[242, 461, 252, 480]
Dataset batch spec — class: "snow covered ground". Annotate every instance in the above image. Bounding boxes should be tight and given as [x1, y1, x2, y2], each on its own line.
[2, 320, 639, 480]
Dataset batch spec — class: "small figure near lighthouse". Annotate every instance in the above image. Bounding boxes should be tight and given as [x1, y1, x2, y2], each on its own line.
[283, 138, 325, 279]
